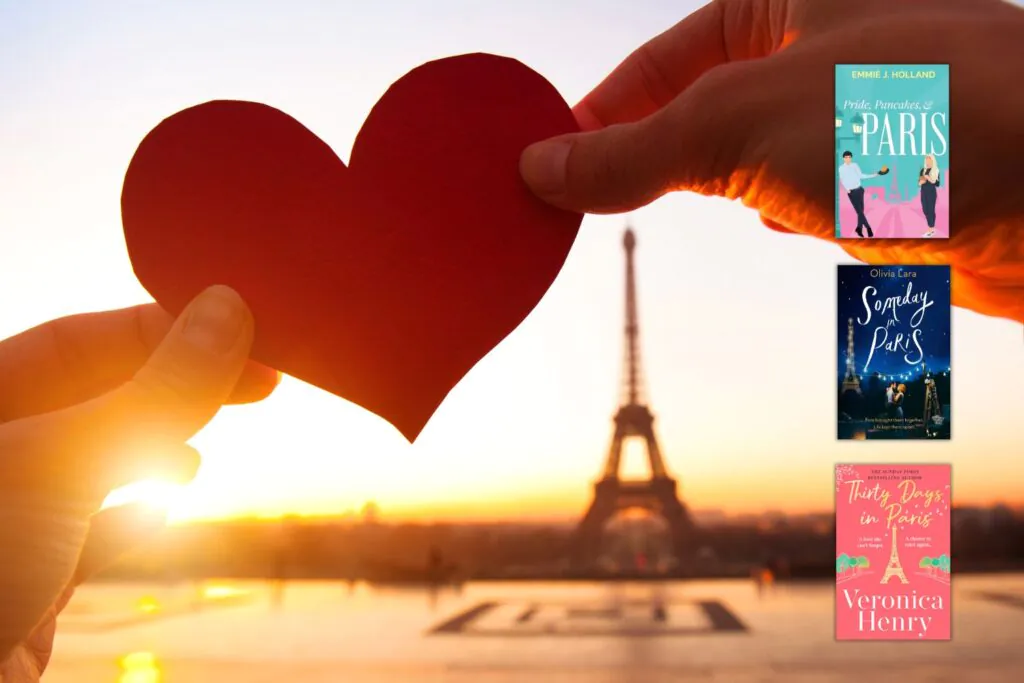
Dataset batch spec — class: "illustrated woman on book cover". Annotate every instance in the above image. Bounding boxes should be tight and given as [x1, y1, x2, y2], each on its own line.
[919, 154, 941, 238]
[893, 384, 906, 418]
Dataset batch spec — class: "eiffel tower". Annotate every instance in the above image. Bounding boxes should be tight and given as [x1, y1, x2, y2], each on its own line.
[571, 227, 693, 570]
[841, 318, 861, 394]
[880, 525, 909, 584]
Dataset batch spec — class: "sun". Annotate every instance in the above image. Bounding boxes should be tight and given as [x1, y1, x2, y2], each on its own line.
[102, 479, 185, 515]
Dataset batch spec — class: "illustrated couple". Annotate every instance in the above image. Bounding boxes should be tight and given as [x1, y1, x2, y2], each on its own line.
[885, 381, 906, 419]
[839, 151, 941, 238]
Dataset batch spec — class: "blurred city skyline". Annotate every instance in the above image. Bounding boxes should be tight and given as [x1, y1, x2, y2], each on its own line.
[2, 1, 1022, 524]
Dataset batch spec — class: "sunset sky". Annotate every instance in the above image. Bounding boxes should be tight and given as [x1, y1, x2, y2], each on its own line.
[1, 0, 1021, 523]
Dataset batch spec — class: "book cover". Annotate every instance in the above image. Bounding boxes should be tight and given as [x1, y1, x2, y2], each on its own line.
[835, 464, 951, 641]
[835, 64, 949, 239]
[837, 265, 951, 440]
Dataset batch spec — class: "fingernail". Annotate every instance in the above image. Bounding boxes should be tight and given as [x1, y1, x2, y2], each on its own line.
[520, 138, 573, 197]
[182, 285, 247, 354]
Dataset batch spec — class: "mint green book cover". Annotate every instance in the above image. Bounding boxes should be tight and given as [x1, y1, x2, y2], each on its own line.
[835, 65, 949, 239]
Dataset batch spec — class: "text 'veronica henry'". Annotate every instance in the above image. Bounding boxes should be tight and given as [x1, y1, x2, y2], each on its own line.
[840, 588, 941, 637]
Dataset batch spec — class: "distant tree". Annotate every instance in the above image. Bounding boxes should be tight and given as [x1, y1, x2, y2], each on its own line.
[938, 554, 951, 574]
[836, 553, 853, 575]
[919, 556, 932, 575]
[855, 556, 869, 573]
[930, 557, 941, 575]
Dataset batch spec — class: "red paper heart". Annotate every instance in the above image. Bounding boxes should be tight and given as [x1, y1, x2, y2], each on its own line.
[121, 54, 582, 441]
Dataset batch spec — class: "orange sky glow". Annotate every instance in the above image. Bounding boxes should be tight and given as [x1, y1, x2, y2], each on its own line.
[2, 2, 1022, 524]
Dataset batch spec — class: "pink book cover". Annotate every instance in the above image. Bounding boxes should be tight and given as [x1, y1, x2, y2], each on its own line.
[835, 463, 951, 640]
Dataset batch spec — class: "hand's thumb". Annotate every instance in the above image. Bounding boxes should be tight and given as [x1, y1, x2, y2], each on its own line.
[54, 285, 255, 497]
[113, 284, 254, 433]
[519, 119, 672, 214]
[519, 63, 762, 214]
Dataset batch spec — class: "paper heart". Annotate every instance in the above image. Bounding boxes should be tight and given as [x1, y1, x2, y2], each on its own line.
[121, 53, 582, 442]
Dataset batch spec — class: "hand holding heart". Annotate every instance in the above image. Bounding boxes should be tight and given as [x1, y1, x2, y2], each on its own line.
[0, 54, 579, 674]
[4, 0, 1024, 671]
[518, 0, 1024, 323]
[0, 287, 278, 674]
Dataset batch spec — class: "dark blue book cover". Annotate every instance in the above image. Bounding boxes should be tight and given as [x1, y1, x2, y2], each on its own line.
[837, 265, 951, 440]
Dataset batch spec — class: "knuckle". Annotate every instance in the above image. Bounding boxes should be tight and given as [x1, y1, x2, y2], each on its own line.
[673, 60, 779, 195]
[565, 131, 641, 210]
[132, 363, 202, 407]
[633, 43, 681, 109]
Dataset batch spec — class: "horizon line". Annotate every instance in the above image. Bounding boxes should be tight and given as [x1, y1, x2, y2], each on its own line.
[161, 501, 1024, 526]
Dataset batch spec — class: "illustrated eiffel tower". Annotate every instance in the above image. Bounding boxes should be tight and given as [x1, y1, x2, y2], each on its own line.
[886, 158, 902, 202]
[841, 318, 861, 394]
[572, 227, 693, 570]
[880, 525, 909, 584]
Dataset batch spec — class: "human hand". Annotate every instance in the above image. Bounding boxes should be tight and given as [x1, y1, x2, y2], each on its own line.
[520, 0, 1024, 323]
[0, 285, 278, 678]
[0, 504, 167, 682]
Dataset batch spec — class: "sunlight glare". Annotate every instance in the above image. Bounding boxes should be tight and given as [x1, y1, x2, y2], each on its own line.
[118, 651, 161, 683]
[203, 584, 248, 600]
[136, 596, 161, 614]
[102, 480, 184, 513]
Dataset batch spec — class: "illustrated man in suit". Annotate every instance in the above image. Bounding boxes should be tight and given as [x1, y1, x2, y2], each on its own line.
[838, 150, 878, 237]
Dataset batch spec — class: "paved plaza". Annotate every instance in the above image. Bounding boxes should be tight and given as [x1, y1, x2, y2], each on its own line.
[44, 575, 1024, 682]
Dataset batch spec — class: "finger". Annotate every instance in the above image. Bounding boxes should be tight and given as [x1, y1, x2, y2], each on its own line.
[760, 216, 795, 234]
[71, 285, 252, 495]
[1, 285, 253, 500]
[24, 601, 61, 674]
[573, 0, 785, 131]
[0, 303, 279, 423]
[232, 364, 282, 404]
[522, 58, 773, 213]
[104, 441, 202, 493]
[72, 503, 170, 586]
